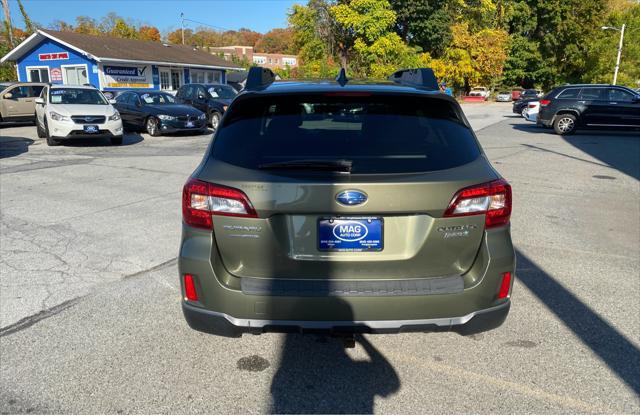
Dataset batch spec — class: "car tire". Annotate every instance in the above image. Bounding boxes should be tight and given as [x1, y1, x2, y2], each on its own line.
[145, 117, 160, 137]
[110, 136, 123, 146]
[44, 119, 60, 146]
[209, 111, 221, 131]
[553, 114, 577, 135]
[36, 117, 45, 138]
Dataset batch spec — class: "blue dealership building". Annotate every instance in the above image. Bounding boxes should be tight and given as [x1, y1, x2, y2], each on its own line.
[1, 29, 241, 93]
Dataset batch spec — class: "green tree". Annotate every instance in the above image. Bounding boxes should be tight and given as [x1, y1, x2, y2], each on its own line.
[583, 3, 640, 87]
[331, 0, 418, 77]
[389, 0, 452, 57]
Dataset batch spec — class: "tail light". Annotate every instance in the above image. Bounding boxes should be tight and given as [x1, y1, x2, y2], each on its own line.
[444, 179, 512, 228]
[528, 103, 537, 108]
[182, 178, 257, 229]
[539, 99, 551, 107]
[498, 272, 512, 299]
[183, 273, 198, 301]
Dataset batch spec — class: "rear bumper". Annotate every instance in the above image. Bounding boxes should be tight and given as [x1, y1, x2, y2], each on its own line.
[182, 300, 510, 337]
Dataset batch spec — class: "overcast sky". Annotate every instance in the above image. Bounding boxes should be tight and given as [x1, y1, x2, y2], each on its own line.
[7, 0, 299, 34]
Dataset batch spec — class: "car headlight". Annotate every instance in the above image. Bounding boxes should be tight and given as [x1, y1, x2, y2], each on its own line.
[157, 114, 176, 121]
[108, 110, 121, 121]
[49, 111, 69, 122]
[198, 113, 206, 120]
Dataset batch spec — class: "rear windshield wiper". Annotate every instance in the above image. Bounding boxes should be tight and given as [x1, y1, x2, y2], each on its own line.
[258, 159, 353, 173]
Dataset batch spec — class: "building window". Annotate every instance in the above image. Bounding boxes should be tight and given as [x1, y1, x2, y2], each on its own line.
[27, 67, 50, 83]
[160, 71, 171, 90]
[253, 56, 266, 65]
[283, 58, 297, 66]
[171, 69, 182, 90]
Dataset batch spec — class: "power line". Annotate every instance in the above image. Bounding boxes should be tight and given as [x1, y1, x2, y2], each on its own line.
[181, 16, 232, 32]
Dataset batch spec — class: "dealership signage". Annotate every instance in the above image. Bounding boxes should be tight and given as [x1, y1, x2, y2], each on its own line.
[39, 52, 69, 61]
[102, 64, 153, 88]
[50, 68, 63, 82]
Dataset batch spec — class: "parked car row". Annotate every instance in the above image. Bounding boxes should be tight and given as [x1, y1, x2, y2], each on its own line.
[520, 84, 640, 135]
[0, 80, 239, 146]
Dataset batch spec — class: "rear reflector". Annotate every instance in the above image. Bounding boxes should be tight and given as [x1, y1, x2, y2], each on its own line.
[539, 99, 551, 107]
[498, 272, 512, 299]
[182, 178, 257, 229]
[444, 179, 512, 228]
[184, 274, 198, 301]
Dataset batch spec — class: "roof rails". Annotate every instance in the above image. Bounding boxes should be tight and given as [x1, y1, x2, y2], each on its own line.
[388, 68, 439, 90]
[245, 66, 276, 91]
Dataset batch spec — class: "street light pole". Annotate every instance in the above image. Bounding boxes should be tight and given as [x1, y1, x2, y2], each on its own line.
[602, 24, 626, 85]
[612, 24, 625, 85]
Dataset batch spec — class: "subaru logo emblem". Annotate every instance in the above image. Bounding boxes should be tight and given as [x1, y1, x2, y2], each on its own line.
[336, 190, 368, 206]
[84, 117, 93, 122]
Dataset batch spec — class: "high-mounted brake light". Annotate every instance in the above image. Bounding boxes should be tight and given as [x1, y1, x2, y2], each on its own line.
[539, 99, 551, 107]
[182, 178, 257, 229]
[444, 179, 512, 228]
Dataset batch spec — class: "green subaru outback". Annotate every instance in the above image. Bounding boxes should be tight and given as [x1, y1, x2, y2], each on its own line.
[179, 68, 515, 337]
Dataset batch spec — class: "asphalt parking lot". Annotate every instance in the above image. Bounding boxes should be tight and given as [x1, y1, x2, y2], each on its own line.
[1, 103, 638, 414]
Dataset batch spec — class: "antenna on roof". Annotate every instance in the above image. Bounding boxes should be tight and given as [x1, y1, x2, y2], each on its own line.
[245, 66, 276, 91]
[336, 67, 348, 87]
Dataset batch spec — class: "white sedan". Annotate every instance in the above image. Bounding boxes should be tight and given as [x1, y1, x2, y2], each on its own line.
[524, 101, 540, 123]
[35, 84, 123, 146]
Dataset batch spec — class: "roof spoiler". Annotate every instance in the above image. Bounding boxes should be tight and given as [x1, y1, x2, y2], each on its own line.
[388, 68, 439, 90]
[245, 66, 276, 91]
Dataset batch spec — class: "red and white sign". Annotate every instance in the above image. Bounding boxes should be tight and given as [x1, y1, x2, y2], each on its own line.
[39, 52, 69, 61]
[50, 68, 62, 82]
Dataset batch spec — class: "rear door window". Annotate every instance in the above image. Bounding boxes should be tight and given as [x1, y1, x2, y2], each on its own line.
[580, 88, 606, 100]
[212, 94, 480, 174]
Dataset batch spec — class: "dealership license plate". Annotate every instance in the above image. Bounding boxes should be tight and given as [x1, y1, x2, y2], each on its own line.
[83, 125, 99, 134]
[318, 217, 383, 252]
[186, 121, 194, 127]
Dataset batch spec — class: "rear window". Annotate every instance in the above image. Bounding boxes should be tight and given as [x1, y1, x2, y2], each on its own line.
[557, 88, 581, 99]
[211, 94, 480, 174]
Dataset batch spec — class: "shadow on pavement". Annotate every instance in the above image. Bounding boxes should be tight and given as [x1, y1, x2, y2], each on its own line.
[270, 333, 400, 414]
[516, 250, 640, 395]
[0, 136, 34, 158]
[60, 133, 144, 147]
[510, 122, 640, 180]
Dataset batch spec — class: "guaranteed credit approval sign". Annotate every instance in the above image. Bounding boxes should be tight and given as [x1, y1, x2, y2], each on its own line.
[102, 65, 153, 88]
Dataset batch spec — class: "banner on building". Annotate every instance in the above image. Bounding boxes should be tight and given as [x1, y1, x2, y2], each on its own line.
[102, 65, 153, 88]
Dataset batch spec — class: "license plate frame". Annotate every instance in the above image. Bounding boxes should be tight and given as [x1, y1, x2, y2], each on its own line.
[318, 217, 384, 252]
[83, 125, 99, 134]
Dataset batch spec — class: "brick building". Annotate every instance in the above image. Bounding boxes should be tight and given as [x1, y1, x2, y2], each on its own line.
[207, 46, 298, 70]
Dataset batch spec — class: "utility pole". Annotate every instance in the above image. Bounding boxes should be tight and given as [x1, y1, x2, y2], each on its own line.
[1, 0, 14, 47]
[613, 24, 625, 85]
[181, 12, 185, 45]
[602, 24, 626, 85]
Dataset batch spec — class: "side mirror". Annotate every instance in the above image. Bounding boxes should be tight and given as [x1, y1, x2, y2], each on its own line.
[3, 92, 13, 99]
[35, 97, 44, 105]
[109, 98, 117, 105]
